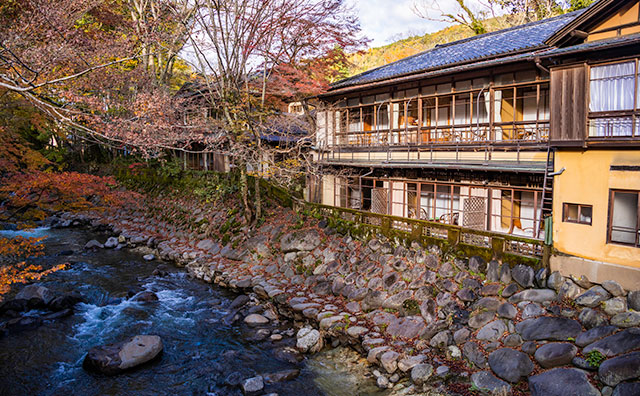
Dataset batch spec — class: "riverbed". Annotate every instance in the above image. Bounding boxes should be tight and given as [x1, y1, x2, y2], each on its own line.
[0, 227, 387, 396]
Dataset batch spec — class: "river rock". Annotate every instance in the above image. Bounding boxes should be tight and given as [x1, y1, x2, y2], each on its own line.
[558, 279, 585, 300]
[602, 280, 625, 297]
[104, 237, 119, 248]
[576, 286, 611, 308]
[468, 311, 495, 329]
[611, 311, 640, 328]
[528, 368, 600, 396]
[603, 297, 628, 316]
[476, 320, 507, 342]
[386, 316, 425, 339]
[599, 351, 640, 386]
[612, 382, 640, 396]
[628, 290, 640, 311]
[575, 325, 618, 347]
[471, 371, 511, 394]
[410, 363, 433, 385]
[497, 302, 517, 319]
[488, 348, 534, 383]
[463, 341, 488, 369]
[143, 254, 155, 261]
[512, 265, 535, 288]
[296, 327, 322, 353]
[83, 335, 163, 375]
[263, 369, 300, 384]
[241, 376, 264, 395]
[398, 355, 426, 372]
[534, 342, 577, 368]
[280, 230, 321, 252]
[579, 307, 609, 329]
[509, 289, 557, 304]
[516, 317, 582, 341]
[244, 314, 269, 326]
[547, 271, 564, 291]
[84, 239, 104, 249]
[583, 328, 640, 356]
[132, 291, 159, 303]
[380, 350, 399, 373]
[15, 285, 55, 306]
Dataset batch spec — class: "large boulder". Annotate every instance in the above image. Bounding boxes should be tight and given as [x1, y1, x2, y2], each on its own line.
[515, 317, 582, 341]
[15, 284, 56, 306]
[488, 348, 534, 383]
[598, 351, 640, 386]
[528, 368, 600, 396]
[280, 230, 321, 252]
[83, 335, 163, 375]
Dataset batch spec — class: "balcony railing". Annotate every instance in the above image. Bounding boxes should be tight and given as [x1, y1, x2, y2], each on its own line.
[333, 121, 550, 148]
[588, 114, 640, 138]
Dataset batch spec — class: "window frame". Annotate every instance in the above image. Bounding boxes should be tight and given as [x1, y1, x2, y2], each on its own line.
[587, 58, 640, 138]
[562, 202, 593, 225]
[607, 189, 640, 247]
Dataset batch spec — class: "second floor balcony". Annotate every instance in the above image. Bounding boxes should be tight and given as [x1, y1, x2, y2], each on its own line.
[317, 78, 551, 151]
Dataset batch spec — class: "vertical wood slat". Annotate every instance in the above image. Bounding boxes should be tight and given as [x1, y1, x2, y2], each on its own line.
[550, 65, 587, 141]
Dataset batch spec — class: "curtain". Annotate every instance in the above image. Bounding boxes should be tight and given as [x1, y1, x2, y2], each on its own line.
[590, 61, 635, 112]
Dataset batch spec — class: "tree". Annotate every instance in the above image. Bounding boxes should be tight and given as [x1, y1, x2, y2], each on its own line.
[412, 0, 492, 35]
[179, 0, 366, 223]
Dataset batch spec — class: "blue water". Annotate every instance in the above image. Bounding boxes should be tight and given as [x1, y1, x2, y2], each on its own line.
[0, 228, 384, 396]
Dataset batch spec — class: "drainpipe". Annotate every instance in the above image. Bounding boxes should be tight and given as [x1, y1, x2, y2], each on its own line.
[548, 167, 565, 177]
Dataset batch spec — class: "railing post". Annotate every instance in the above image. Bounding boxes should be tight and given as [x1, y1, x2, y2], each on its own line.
[447, 228, 460, 245]
[381, 217, 392, 236]
[491, 236, 505, 259]
[411, 224, 423, 241]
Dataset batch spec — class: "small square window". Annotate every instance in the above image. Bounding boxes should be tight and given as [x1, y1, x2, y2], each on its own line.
[563, 203, 592, 225]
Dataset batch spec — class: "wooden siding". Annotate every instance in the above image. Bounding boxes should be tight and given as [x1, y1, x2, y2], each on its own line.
[550, 65, 587, 142]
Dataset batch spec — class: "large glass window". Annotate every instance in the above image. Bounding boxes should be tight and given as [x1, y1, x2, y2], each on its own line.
[589, 61, 639, 137]
[609, 190, 639, 246]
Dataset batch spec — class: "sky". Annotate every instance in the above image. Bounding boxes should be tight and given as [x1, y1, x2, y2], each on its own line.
[353, 0, 483, 47]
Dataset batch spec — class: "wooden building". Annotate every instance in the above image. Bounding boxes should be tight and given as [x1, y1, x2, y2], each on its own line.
[311, 0, 640, 288]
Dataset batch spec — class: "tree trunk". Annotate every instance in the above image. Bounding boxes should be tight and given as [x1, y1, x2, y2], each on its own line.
[254, 172, 261, 224]
[240, 165, 251, 224]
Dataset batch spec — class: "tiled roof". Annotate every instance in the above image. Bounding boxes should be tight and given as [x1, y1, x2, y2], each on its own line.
[331, 10, 585, 90]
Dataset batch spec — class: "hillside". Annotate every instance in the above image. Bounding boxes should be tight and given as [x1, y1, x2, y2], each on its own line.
[346, 15, 513, 77]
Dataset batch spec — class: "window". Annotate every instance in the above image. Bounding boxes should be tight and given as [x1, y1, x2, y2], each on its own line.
[563, 203, 593, 225]
[589, 61, 640, 137]
[609, 190, 640, 247]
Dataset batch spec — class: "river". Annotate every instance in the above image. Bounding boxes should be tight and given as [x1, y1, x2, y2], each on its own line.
[0, 227, 387, 396]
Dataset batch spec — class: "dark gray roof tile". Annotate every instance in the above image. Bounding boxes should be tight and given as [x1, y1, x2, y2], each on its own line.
[332, 10, 585, 90]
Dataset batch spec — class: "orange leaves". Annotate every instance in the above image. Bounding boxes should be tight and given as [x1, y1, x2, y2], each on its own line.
[0, 236, 45, 260]
[0, 170, 142, 225]
[0, 261, 68, 302]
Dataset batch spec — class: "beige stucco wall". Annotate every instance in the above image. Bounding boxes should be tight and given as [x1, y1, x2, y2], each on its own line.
[553, 150, 640, 269]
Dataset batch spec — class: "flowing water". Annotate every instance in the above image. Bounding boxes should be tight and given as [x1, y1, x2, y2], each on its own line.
[0, 227, 387, 396]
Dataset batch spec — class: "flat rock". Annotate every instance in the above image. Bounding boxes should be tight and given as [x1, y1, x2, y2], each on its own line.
[463, 341, 488, 369]
[83, 335, 163, 375]
[509, 289, 557, 304]
[280, 230, 321, 252]
[583, 328, 640, 357]
[346, 326, 368, 338]
[15, 285, 55, 306]
[386, 316, 425, 339]
[599, 351, 640, 386]
[398, 355, 426, 372]
[516, 317, 582, 341]
[497, 303, 517, 319]
[263, 369, 300, 384]
[575, 325, 618, 347]
[471, 371, 511, 394]
[488, 348, 534, 383]
[528, 368, 600, 396]
[534, 342, 577, 368]
[244, 314, 269, 326]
